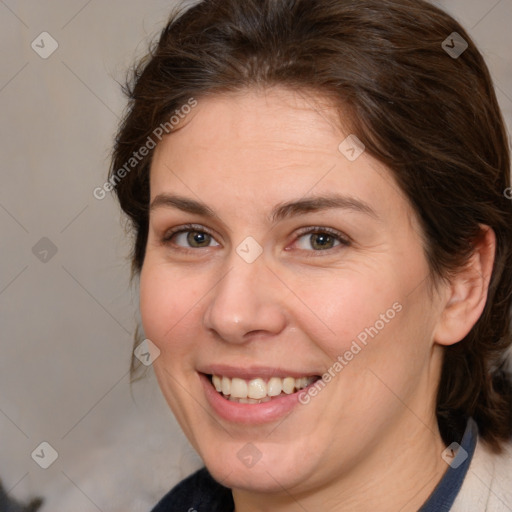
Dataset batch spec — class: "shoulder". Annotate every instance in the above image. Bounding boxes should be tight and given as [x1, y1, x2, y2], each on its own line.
[150, 467, 234, 512]
[452, 437, 512, 511]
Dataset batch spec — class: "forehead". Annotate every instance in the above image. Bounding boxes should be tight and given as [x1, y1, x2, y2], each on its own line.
[149, 87, 410, 222]
[155, 88, 343, 161]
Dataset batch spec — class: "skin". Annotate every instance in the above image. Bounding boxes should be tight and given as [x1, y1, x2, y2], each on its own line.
[140, 86, 495, 512]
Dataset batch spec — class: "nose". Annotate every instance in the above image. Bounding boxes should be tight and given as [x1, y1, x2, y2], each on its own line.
[202, 250, 288, 344]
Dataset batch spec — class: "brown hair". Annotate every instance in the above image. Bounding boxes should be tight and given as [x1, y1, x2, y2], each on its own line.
[110, 0, 512, 452]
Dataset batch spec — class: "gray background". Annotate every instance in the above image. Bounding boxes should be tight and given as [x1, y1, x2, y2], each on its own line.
[0, 0, 511, 510]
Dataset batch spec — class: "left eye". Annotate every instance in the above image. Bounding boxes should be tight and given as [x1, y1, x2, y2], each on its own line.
[294, 230, 346, 251]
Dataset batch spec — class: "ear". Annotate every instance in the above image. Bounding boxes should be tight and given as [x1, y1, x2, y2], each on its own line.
[434, 225, 496, 346]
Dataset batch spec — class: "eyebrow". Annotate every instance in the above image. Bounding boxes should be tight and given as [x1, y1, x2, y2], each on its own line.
[149, 193, 378, 223]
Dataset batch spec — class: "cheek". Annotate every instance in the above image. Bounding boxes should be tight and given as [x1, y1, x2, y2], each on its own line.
[291, 259, 432, 390]
[139, 261, 203, 352]
[289, 268, 403, 358]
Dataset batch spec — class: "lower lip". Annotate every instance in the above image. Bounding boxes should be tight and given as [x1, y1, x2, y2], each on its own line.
[200, 373, 313, 424]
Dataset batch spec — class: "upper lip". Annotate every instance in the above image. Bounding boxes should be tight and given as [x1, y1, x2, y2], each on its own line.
[198, 365, 321, 380]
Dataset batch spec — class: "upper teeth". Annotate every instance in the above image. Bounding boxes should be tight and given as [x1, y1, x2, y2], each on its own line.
[211, 375, 316, 399]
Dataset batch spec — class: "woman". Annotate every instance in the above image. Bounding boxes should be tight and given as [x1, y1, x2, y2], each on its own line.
[110, 0, 512, 510]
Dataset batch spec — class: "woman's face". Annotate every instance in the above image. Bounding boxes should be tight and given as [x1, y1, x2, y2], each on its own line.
[140, 87, 447, 495]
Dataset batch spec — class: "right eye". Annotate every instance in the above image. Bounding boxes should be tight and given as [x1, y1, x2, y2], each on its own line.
[162, 224, 221, 249]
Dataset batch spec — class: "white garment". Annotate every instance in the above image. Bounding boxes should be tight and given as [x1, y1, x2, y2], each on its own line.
[452, 438, 512, 511]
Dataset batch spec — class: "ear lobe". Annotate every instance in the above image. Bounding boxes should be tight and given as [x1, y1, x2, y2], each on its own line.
[434, 225, 496, 347]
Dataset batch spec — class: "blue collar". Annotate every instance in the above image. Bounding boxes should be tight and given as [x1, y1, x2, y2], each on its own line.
[418, 417, 478, 511]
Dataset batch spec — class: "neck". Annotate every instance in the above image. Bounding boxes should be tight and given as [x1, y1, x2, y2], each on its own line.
[232, 413, 448, 512]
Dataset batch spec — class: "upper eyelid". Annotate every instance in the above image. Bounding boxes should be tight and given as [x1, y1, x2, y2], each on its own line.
[163, 223, 216, 240]
[294, 225, 350, 241]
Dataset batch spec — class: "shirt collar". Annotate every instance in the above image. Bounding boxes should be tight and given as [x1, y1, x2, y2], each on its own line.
[418, 417, 478, 512]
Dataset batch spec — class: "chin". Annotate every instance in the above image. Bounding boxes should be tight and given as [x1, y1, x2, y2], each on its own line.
[198, 439, 318, 493]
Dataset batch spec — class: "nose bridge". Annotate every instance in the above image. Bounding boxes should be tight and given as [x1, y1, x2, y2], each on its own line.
[203, 246, 286, 343]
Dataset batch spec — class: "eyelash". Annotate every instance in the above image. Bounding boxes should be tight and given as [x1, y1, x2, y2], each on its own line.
[161, 223, 350, 255]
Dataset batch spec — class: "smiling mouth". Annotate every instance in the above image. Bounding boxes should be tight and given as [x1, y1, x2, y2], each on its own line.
[208, 374, 320, 404]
